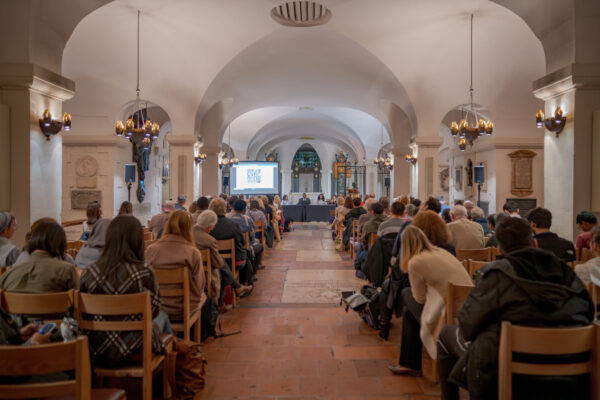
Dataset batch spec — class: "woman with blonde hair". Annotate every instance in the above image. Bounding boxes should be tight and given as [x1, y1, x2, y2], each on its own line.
[145, 210, 205, 321]
[411, 210, 455, 255]
[389, 225, 472, 376]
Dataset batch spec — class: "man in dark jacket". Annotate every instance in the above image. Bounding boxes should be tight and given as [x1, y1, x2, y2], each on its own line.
[209, 198, 246, 263]
[437, 217, 593, 400]
[342, 197, 366, 248]
[526, 207, 576, 262]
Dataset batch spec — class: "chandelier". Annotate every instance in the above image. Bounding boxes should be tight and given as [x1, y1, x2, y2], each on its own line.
[373, 126, 393, 170]
[450, 14, 493, 151]
[219, 124, 239, 169]
[115, 10, 159, 146]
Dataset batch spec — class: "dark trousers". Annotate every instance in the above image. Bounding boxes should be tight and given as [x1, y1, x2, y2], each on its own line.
[252, 243, 263, 271]
[437, 325, 474, 400]
[398, 287, 424, 370]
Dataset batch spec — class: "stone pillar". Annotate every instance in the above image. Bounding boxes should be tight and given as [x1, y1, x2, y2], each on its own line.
[167, 135, 195, 206]
[412, 138, 443, 201]
[533, 64, 600, 240]
[0, 63, 74, 245]
[391, 147, 411, 198]
[200, 146, 221, 196]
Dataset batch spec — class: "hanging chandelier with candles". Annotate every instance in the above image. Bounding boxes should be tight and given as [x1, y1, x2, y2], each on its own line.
[115, 10, 159, 147]
[219, 124, 239, 169]
[449, 14, 493, 151]
[373, 126, 393, 170]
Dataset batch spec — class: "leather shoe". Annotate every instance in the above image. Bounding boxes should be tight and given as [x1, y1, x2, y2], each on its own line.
[388, 364, 422, 377]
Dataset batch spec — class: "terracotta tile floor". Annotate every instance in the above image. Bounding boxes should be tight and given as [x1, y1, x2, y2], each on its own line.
[198, 224, 443, 400]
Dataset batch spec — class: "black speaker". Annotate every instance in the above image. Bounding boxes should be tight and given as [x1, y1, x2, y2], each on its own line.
[384, 177, 390, 187]
[474, 165, 485, 184]
[125, 164, 136, 183]
[223, 176, 230, 186]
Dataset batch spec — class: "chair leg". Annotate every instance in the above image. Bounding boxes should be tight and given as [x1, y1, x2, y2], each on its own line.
[162, 363, 171, 399]
[194, 317, 201, 343]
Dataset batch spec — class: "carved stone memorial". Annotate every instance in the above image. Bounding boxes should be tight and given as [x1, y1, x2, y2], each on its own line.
[440, 167, 449, 192]
[508, 150, 536, 197]
[71, 190, 101, 210]
[75, 156, 98, 188]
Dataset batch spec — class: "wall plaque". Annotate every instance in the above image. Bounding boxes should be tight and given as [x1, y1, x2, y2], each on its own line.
[440, 167, 449, 192]
[75, 156, 98, 188]
[71, 190, 101, 210]
[508, 150, 536, 197]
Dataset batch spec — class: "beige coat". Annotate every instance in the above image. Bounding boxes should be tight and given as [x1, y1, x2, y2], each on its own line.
[407, 247, 473, 359]
[149, 212, 170, 235]
[192, 226, 223, 300]
[145, 235, 205, 320]
[447, 218, 485, 250]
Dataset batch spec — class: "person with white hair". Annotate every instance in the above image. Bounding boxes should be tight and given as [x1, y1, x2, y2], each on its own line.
[0, 212, 20, 267]
[463, 200, 474, 217]
[447, 205, 484, 250]
[149, 200, 176, 235]
[193, 210, 252, 302]
[469, 206, 490, 234]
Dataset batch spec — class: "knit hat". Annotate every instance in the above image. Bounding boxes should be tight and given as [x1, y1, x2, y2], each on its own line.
[233, 199, 247, 212]
[0, 212, 13, 233]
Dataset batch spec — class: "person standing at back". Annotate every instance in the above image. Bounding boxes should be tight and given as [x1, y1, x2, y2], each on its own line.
[526, 207, 575, 262]
[446, 205, 484, 250]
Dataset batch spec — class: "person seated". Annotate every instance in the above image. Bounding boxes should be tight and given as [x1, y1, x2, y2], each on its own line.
[333, 197, 352, 238]
[379, 197, 390, 216]
[297, 193, 311, 206]
[316, 193, 327, 205]
[575, 210, 598, 250]
[469, 206, 489, 234]
[437, 217, 593, 400]
[194, 210, 252, 303]
[360, 202, 387, 250]
[378, 201, 407, 238]
[248, 199, 268, 238]
[145, 210, 205, 321]
[74, 219, 110, 269]
[575, 225, 600, 285]
[342, 197, 367, 248]
[0, 221, 79, 293]
[447, 205, 484, 250]
[441, 207, 452, 223]
[281, 194, 290, 205]
[0, 315, 52, 345]
[265, 196, 281, 242]
[191, 196, 210, 223]
[149, 200, 176, 236]
[229, 200, 264, 278]
[175, 194, 187, 211]
[527, 207, 575, 262]
[13, 218, 75, 266]
[420, 196, 441, 214]
[502, 200, 521, 217]
[79, 215, 167, 367]
[357, 198, 377, 233]
[412, 210, 455, 255]
[0, 212, 21, 267]
[463, 200, 474, 217]
[485, 212, 507, 248]
[117, 201, 133, 216]
[81, 201, 102, 241]
[388, 226, 472, 376]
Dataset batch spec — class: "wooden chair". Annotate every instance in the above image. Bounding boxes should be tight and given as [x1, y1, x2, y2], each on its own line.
[467, 260, 488, 280]
[144, 239, 156, 249]
[66, 240, 85, 258]
[581, 248, 594, 263]
[154, 267, 202, 342]
[217, 238, 237, 307]
[0, 335, 126, 400]
[587, 283, 600, 320]
[369, 232, 377, 248]
[1, 290, 74, 322]
[455, 248, 494, 262]
[200, 248, 212, 297]
[0, 266, 10, 276]
[74, 291, 169, 400]
[143, 231, 155, 241]
[254, 219, 267, 249]
[446, 283, 473, 325]
[243, 232, 250, 249]
[350, 219, 359, 260]
[498, 321, 598, 400]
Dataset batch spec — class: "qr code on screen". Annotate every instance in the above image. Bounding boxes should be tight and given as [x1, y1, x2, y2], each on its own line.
[247, 169, 261, 184]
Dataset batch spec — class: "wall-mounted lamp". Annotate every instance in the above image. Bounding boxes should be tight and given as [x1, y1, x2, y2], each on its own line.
[39, 109, 71, 140]
[195, 153, 207, 164]
[405, 154, 417, 164]
[536, 107, 566, 137]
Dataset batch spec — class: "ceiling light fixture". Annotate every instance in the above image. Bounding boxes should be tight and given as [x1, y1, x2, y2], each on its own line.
[450, 14, 493, 151]
[373, 126, 393, 170]
[219, 124, 239, 169]
[535, 107, 566, 137]
[405, 153, 417, 165]
[39, 109, 71, 140]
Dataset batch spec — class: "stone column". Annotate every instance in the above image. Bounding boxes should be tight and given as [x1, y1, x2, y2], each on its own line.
[533, 64, 600, 240]
[167, 135, 196, 206]
[391, 147, 411, 198]
[200, 146, 221, 196]
[0, 63, 74, 245]
[412, 138, 443, 200]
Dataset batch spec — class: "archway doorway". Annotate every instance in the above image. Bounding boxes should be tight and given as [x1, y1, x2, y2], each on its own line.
[291, 144, 321, 193]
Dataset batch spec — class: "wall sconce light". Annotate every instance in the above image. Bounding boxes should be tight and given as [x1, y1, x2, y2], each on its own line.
[405, 154, 417, 164]
[536, 107, 566, 137]
[39, 109, 71, 140]
[195, 153, 207, 164]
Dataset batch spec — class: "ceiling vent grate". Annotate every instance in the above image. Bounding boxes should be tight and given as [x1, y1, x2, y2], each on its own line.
[271, 1, 332, 27]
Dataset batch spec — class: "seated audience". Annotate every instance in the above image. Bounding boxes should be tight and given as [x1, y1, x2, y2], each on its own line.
[379, 197, 390, 216]
[329, 195, 337, 205]
[575, 210, 598, 250]
[439, 195, 451, 216]
[447, 205, 484, 250]
[175, 194, 187, 211]
[361, 202, 387, 250]
[281, 194, 290, 205]
[193, 210, 252, 302]
[266, 196, 281, 242]
[437, 217, 593, 400]
[149, 200, 176, 235]
[441, 207, 451, 223]
[0, 221, 79, 292]
[342, 197, 367, 248]
[188, 201, 198, 215]
[470, 206, 489, 234]
[14, 217, 75, 265]
[0, 212, 21, 267]
[405, 203, 416, 219]
[333, 197, 352, 237]
[527, 207, 575, 262]
[316, 193, 327, 205]
[273, 195, 282, 210]
[502, 200, 521, 217]
[0, 317, 52, 345]
[412, 210, 455, 255]
[117, 201, 133, 215]
[81, 201, 102, 241]
[297, 193, 311, 205]
[485, 212, 507, 248]
[389, 225, 472, 376]
[357, 198, 377, 233]
[463, 200, 474, 217]
[229, 200, 264, 277]
[80, 215, 167, 367]
[248, 199, 268, 232]
[575, 226, 600, 285]
[145, 210, 205, 321]
[378, 201, 407, 237]
[191, 196, 210, 223]
[74, 219, 110, 269]
[421, 196, 442, 214]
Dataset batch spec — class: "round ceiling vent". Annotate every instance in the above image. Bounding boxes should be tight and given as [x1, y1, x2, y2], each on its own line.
[271, 2, 332, 27]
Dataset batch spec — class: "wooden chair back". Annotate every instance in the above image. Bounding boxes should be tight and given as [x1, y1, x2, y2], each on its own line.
[455, 248, 494, 262]
[217, 238, 237, 306]
[66, 240, 85, 258]
[498, 321, 598, 400]
[468, 260, 488, 279]
[588, 283, 600, 320]
[200, 248, 212, 294]
[254, 219, 267, 248]
[1, 290, 74, 321]
[369, 232, 377, 248]
[154, 267, 200, 342]
[350, 219, 359, 259]
[446, 283, 472, 325]
[0, 266, 9, 276]
[0, 336, 92, 399]
[75, 291, 155, 400]
[581, 248, 594, 263]
[243, 232, 249, 249]
[143, 231, 155, 241]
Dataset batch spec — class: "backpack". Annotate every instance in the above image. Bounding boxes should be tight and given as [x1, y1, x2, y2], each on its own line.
[166, 339, 207, 399]
[340, 284, 381, 330]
